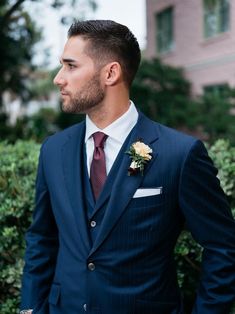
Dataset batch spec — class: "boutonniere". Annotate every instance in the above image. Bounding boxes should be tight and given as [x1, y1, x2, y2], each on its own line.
[126, 140, 153, 176]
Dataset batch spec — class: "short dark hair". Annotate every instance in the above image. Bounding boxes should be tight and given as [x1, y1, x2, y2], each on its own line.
[68, 20, 141, 87]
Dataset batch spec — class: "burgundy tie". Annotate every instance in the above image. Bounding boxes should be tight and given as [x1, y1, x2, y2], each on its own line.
[90, 132, 108, 201]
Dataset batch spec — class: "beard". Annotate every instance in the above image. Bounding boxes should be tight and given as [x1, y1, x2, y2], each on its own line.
[61, 71, 105, 114]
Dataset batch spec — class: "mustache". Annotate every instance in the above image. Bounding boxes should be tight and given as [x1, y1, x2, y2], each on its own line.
[60, 89, 70, 95]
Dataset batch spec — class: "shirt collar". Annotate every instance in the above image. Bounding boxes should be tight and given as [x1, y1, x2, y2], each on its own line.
[85, 101, 138, 144]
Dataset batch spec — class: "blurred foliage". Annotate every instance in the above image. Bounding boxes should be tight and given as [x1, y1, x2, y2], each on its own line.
[0, 0, 96, 142]
[131, 58, 199, 129]
[0, 0, 97, 107]
[2, 58, 235, 145]
[197, 93, 235, 144]
[15, 108, 59, 141]
[175, 139, 235, 313]
[131, 58, 235, 144]
[0, 1, 41, 106]
[208, 139, 235, 208]
[29, 68, 59, 98]
[0, 139, 234, 313]
[0, 107, 84, 143]
[0, 140, 40, 314]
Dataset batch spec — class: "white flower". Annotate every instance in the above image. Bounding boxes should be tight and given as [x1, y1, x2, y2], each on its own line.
[126, 140, 153, 176]
[130, 161, 139, 169]
[132, 141, 152, 161]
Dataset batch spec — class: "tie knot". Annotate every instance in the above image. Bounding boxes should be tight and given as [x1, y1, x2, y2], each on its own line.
[92, 132, 108, 148]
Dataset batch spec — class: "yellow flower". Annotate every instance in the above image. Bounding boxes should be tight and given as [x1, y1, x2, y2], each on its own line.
[132, 141, 153, 161]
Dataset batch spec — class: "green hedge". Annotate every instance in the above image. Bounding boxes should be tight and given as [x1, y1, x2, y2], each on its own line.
[0, 139, 234, 314]
[0, 141, 40, 313]
[175, 139, 235, 313]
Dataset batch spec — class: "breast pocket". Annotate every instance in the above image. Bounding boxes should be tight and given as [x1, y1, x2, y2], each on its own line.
[129, 194, 165, 233]
[118, 193, 165, 245]
[130, 192, 164, 209]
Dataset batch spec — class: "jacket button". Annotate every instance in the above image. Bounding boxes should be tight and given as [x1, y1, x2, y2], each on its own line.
[88, 262, 95, 271]
[90, 220, 96, 227]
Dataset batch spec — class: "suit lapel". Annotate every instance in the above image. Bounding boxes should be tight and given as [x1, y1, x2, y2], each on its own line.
[89, 113, 159, 257]
[83, 147, 96, 209]
[62, 122, 92, 253]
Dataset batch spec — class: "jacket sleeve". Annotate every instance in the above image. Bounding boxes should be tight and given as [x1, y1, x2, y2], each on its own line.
[178, 140, 235, 314]
[21, 140, 59, 313]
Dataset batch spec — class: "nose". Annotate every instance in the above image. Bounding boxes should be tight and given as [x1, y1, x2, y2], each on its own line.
[53, 69, 66, 87]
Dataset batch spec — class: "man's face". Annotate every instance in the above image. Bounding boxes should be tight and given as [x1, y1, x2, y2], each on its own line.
[54, 36, 105, 114]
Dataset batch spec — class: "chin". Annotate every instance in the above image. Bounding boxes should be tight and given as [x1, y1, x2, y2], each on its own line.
[61, 103, 71, 113]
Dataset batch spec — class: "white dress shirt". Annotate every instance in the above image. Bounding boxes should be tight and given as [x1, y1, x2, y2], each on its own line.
[85, 101, 139, 176]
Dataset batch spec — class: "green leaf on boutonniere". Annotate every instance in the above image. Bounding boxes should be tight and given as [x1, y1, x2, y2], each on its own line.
[126, 140, 153, 176]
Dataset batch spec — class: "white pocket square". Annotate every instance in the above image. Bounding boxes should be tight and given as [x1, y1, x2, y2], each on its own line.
[133, 187, 163, 198]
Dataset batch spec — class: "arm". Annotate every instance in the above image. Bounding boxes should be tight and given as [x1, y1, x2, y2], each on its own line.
[179, 140, 235, 314]
[21, 142, 59, 313]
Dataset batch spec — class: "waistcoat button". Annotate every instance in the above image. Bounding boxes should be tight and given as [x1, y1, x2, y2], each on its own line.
[88, 262, 95, 271]
[90, 220, 96, 227]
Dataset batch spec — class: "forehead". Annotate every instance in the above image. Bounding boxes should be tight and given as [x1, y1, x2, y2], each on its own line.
[62, 36, 91, 61]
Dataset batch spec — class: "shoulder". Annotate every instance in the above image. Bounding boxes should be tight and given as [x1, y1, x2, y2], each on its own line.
[138, 112, 204, 168]
[157, 122, 196, 142]
[140, 112, 198, 148]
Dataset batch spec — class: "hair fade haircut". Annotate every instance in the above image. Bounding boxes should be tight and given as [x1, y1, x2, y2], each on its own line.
[68, 20, 141, 87]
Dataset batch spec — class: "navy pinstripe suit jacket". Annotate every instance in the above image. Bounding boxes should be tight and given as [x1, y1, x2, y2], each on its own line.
[21, 112, 235, 314]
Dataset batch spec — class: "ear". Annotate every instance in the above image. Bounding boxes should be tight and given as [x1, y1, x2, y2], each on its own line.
[103, 62, 122, 86]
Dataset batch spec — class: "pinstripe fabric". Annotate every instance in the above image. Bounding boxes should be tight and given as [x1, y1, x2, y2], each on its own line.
[21, 113, 235, 314]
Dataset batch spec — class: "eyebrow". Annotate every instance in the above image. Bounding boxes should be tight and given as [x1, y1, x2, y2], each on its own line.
[60, 58, 78, 64]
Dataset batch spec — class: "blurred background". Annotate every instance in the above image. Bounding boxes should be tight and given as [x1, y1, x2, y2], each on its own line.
[1, 0, 235, 144]
[0, 1, 235, 313]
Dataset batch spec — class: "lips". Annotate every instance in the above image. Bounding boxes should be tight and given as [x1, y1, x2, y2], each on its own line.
[60, 91, 69, 96]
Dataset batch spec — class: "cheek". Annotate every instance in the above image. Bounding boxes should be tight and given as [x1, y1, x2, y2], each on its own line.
[71, 71, 93, 87]
[67, 76, 83, 92]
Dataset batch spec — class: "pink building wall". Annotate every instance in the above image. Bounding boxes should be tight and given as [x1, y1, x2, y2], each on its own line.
[146, 0, 235, 95]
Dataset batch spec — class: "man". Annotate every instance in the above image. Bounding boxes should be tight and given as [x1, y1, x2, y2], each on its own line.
[21, 20, 235, 314]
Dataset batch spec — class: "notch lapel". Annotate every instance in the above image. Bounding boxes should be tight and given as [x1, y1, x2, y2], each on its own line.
[62, 122, 92, 254]
[83, 147, 96, 210]
[88, 113, 159, 257]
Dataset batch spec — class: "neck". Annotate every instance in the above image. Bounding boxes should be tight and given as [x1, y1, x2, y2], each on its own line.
[87, 89, 130, 129]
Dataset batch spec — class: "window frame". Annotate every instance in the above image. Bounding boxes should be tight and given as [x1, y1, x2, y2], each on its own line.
[156, 6, 174, 54]
[203, 0, 230, 39]
[203, 83, 230, 96]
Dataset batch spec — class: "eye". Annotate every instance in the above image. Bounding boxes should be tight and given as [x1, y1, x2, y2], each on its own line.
[68, 63, 76, 69]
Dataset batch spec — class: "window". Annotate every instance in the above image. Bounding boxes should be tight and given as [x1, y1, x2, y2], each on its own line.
[204, 0, 230, 38]
[156, 7, 174, 53]
[204, 83, 229, 96]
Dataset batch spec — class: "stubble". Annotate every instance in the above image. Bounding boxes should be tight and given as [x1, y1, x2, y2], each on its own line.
[61, 71, 105, 114]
